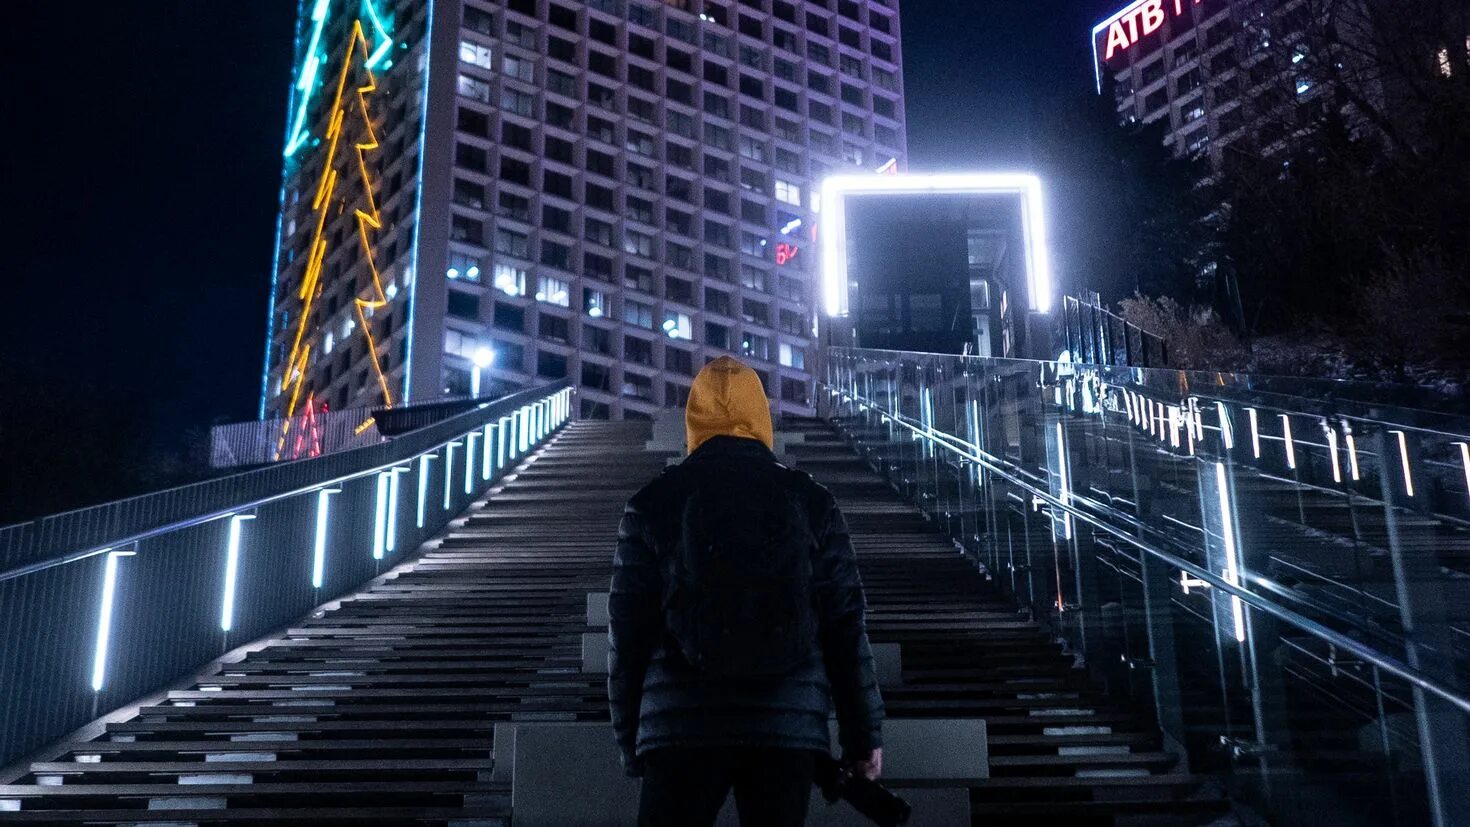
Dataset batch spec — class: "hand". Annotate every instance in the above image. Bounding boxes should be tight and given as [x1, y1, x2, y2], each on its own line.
[623, 755, 646, 778]
[845, 747, 882, 781]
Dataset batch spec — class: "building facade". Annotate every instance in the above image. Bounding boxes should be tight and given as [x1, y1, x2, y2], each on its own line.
[261, 0, 908, 425]
[1091, 0, 1335, 170]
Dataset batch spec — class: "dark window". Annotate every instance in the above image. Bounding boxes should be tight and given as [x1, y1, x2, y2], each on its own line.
[457, 107, 489, 136]
[539, 314, 570, 343]
[455, 142, 487, 172]
[492, 301, 523, 330]
[537, 350, 569, 377]
[624, 335, 654, 365]
[449, 290, 482, 320]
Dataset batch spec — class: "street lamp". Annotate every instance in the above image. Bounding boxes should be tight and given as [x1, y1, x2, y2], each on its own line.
[471, 346, 495, 397]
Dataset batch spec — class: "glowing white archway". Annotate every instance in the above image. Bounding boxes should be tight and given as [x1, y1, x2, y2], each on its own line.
[819, 173, 1054, 318]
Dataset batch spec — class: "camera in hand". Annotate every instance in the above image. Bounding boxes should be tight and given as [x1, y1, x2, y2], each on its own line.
[813, 753, 911, 827]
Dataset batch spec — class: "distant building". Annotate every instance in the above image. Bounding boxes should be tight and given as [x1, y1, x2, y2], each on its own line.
[260, 0, 909, 425]
[1091, 0, 1338, 170]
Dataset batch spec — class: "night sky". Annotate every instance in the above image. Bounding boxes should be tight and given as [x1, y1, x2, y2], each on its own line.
[2, 0, 1115, 515]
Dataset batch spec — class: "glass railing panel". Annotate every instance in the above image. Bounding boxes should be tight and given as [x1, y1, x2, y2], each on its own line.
[821, 347, 1470, 826]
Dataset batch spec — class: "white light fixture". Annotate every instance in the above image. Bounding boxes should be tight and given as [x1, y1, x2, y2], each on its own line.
[1456, 442, 1470, 506]
[1390, 430, 1414, 497]
[1247, 408, 1261, 458]
[471, 347, 495, 398]
[372, 471, 391, 560]
[1280, 414, 1296, 470]
[1323, 421, 1343, 484]
[1055, 422, 1073, 540]
[312, 488, 341, 588]
[91, 548, 136, 692]
[386, 467, 408, 553]
[1214, 463, 1246, 644]
[1216, 402, 1234, 451]
[444, 441, 461, 510]
[498, 415, 511, 468]
[416, 453, 436, 528]
[464, 431, 479, 494]
[220, 514, 256, 633]
[1343, 424, 1361, 481]
[482, 423, 494, 480]
[819, 173, 1054, 316]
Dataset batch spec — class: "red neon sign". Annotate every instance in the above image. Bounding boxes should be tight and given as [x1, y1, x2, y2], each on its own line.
[1096, 0, 1202, 63]
[775, 242, 799, 266]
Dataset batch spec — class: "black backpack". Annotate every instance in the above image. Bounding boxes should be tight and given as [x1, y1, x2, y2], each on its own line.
[665, 476, 819, 677]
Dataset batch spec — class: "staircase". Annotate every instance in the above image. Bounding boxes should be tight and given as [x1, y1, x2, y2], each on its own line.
[1, 420, 1229, 824]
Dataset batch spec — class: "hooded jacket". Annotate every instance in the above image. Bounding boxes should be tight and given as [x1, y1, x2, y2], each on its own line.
[608, 357, 884, 769]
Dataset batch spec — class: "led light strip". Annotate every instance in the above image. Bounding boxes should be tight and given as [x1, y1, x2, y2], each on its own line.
[278, 21, 394, 459]
[1390, 430, 1415, 498]
[91, 549, 137, 692]
[1214, 463, 1246, 644]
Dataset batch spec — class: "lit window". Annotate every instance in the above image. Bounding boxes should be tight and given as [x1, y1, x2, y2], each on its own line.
[457, 74, 491, 103]
[584, 288, 607, 318]
[661, 311, 692, 340]
[775, 179, 802, 206]
[493, 264, 526, 297]
[779, 342, 805, 369]
[1295, 77, 1312, 95]
[536, 275, 571, 307]
[448, 252, 483, 282]
[459, 40, 493, 69]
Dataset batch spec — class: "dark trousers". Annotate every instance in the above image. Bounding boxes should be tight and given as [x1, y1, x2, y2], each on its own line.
[638, 746, 816, 827]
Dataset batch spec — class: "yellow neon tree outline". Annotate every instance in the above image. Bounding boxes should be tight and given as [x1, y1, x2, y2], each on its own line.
[278, 20, 394, 458]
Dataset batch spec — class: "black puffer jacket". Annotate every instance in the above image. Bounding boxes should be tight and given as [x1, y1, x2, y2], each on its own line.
[608, 435, 884, 770]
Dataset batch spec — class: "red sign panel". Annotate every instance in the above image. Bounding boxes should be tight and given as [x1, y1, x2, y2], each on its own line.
[775, 243, 799, 266]
[1094, 0, 1202, 65]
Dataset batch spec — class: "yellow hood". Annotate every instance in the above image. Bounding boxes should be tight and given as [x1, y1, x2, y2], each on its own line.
[685, 356, 774, 454]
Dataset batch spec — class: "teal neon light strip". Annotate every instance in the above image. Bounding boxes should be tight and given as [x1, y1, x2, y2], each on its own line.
[284, 0, 394, 158]
[285, 0, 333, 157]
[362, 0, 393, 68]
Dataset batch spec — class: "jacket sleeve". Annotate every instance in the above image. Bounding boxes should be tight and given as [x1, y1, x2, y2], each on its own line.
[811, 493, 884, 757]
[608, 497, 662, 768]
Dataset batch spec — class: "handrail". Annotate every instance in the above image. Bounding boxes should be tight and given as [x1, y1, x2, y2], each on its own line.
[823, 383, 1470, 717]
[2, 381, 575, 770]
[0, 381, 571, 584]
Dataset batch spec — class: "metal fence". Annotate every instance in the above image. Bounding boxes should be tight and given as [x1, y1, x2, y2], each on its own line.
[0, 382, 574, 769]
[1059, 293, 1169, 368]
[208, 405, 385, 469]
[822, 348, 1470, 827]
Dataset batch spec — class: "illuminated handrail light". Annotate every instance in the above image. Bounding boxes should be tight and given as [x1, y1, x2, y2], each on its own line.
[464, 431, 480, 494]
[1343, 424, 1361, 481]
[1280, 414, 1296, 470]
[1455, 443, 1470, 505]
[443, 441, 461, 510]
[1216, 402, 1234, 451]
[481, 423, 495, 480]
[1055, 422, 1073, 540]
[1214, 463, 1247, 644]
[416, 453, 435, 528]
[1323, 421, 1343, 484]
[1247, 408, 1261, 458]
[498, 415, 511, 468]
[820, 173, 1053, 317]
[386, 467, 408, 553]
[1389, 430, 1415, 497]
[91, 549, 137, 692]
[220, 514, 257, 632]
[372, 471, 391, 560]
[312, 488, 341, 588]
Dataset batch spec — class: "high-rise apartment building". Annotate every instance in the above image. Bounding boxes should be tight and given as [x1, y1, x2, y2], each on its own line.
[261, 0, 907, 425]
[1091, 0, 1333, 169]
